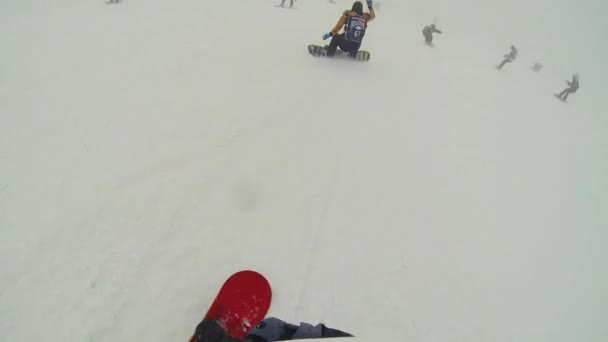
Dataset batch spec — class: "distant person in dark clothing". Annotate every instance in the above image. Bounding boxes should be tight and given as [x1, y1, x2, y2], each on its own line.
[497, 45, 517, 70]
[531, 62, 543, 72]
[422, 24, 442, 46]
[555, 74, 580, 101]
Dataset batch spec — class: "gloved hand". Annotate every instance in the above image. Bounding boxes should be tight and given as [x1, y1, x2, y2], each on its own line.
[322, 32, 334, 40]
[366, 0, 373, 8]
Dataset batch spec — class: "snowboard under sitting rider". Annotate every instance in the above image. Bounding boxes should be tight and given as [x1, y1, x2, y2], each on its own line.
[422, 24, 442, 46]
[556, 73, 580, 101]
[192, 318, 352, 342]
[322, 1, 376, 58]
[497, 45, 517, 70]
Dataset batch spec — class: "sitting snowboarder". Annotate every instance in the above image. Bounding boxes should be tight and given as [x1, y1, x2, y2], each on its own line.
[321, 1, 376, 58]
[422, 24, 442, 46]
[497, 45, 517, 70]
[555, 73, 580, 102]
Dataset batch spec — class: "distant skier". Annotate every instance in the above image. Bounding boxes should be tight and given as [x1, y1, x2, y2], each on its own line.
[422, 24, 442, 46]
[321, 1, 376, 58]
[192, 317, 352, 342]
[278, 0, 295, 8]
[555, 73, 580, 102]
[531, 62, 543, 72]
[497, 45, 517, 70]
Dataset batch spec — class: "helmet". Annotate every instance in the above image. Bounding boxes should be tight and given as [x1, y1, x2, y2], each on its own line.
[352, 1, 363, 15]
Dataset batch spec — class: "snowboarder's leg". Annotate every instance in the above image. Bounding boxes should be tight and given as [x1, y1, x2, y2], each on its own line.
[290, 0, 294, 7]
[279, 0, 285, 6]
[326, 34, 344, 57]
[563, 89, 572, 100]
[497, 58, 509, 69]
[424, 34, 433, 45]
[557, 89, 568, 99]
[339, 40, 360, 58]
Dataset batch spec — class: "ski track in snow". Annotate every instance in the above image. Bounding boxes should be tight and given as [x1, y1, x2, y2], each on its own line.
[295, 143, 342, 318]
[1, 0, 607, 341]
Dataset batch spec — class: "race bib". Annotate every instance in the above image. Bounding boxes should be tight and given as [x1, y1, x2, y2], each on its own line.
[344, 16, 367, 42]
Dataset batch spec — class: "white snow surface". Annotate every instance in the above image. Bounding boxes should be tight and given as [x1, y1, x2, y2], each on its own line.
[1, 0, 608, 341]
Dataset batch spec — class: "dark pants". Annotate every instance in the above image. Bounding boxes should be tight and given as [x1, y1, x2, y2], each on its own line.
[424, 33, 433, 45]
[558, 88, 576, 100]
[326, 33, 361, 58]
[280, 0, 294, 7]
[497, 58, 512, 70]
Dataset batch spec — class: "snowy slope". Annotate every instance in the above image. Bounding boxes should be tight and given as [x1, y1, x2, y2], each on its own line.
[1, 0, 607, 341]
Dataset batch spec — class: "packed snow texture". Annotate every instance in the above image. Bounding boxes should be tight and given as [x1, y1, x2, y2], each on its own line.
[1, 0, 607, 341]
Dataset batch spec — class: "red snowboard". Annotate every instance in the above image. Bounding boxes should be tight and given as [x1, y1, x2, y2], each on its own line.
[190, 270, 272, 341]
